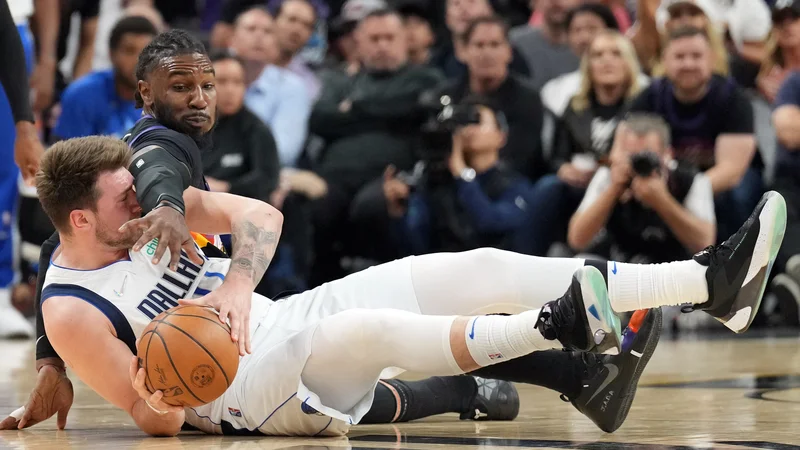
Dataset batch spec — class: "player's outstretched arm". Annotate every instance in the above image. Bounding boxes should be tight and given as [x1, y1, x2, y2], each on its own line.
[181, 187, 283, 356]
[43, 297, 185, 436]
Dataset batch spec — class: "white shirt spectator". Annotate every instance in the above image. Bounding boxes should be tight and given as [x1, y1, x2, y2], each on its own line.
[245, 65, 312, 168]
[577, 166, 716, 225]
[656, 0, 772, 53]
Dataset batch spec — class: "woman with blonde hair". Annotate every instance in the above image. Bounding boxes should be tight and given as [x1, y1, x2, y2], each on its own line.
[518, 30, 647, 256]
[756, 3, 800, 103]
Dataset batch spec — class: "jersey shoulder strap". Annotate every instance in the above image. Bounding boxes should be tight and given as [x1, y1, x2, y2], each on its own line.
[41, 283, 137, 355]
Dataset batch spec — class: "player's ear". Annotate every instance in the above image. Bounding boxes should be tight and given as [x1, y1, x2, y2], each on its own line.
[138, 80, 153, 108]
[69, 209, 92, 232]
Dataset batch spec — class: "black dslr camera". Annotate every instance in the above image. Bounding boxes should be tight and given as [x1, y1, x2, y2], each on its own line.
[417, 91, 481, 167]
[630, 151, 662, 177]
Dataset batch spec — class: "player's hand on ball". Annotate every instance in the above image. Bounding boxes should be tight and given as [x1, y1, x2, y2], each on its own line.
[179, 280, 252, 356]
[0, 365, 73, 430]
[129, 356, 183, 415]
[120, 204, 204, 270]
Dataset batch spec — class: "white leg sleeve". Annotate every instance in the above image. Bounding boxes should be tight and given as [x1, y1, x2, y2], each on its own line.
[410, 248, 585, 316]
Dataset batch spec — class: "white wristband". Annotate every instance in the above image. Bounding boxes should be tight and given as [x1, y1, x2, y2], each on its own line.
[144, 399, 169, 416]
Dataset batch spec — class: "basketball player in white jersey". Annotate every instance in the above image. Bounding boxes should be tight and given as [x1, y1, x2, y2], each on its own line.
[33, 136, 785, 436]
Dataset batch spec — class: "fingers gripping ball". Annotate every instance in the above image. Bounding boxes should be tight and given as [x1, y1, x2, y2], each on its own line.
[137, 306, 240, 407]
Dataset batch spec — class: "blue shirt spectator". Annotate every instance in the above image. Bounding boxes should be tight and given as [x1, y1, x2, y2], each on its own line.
[54, 70, 141, 139]
[54, 16, 157, 139]
[384, 101, 532, 255]
[245, 64, 311, 167]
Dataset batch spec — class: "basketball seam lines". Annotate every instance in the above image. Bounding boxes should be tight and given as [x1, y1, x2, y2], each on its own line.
[153, 331, 209, 405]
[143, 330, 156, 393]
[166, 313, 230, 334]
[155, 320, 232, 386]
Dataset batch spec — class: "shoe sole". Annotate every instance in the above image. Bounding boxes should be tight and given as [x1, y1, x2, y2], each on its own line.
[722, 191, 787, 333]
[578, 266, 622, 355]
[606, 307, 663, 432]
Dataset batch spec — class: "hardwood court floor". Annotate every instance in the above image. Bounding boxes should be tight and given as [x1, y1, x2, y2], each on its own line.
[2, 331, 800, 450]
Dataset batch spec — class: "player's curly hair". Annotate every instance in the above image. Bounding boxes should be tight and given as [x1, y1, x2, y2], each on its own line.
[134, 29, 208, 108]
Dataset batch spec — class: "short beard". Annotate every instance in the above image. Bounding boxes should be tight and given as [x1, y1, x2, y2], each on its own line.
[152, 100, 217, 149]
[96, 222, 138, 250]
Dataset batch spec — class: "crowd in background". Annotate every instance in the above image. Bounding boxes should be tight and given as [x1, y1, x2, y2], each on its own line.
[3, 0, 800, 338]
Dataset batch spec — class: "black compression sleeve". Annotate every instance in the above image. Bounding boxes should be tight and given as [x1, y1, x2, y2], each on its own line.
[129, 146, 192, 213]
[0, 0, 35, 124]
[34, 232, 61, 361]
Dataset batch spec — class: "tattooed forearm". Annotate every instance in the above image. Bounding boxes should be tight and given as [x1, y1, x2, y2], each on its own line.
[229, 214, 280, 286]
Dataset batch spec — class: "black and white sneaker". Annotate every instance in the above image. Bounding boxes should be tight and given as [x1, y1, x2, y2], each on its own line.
[565, 307, 662, 433]
[459, 377, 520, 421]
[686, 191, 787, 333]
[536, 266, 623, 354]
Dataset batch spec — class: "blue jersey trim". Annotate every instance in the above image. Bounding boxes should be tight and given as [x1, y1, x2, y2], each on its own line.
[42, 284, 137, 355]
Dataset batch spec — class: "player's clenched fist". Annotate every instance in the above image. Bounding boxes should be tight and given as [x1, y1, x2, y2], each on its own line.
[129, 356, 183, 415]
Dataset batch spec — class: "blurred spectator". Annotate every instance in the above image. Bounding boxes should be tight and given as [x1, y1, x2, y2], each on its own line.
[519, 31, 645, 256]
[756, 1, 800, 103]
[212, 0, 328, 56]
[54, 0, 99, 84]
[1, 0, 38, 337]
[205, 50, 280, 200]
[399, 2, 436, 65]
[568, 114, 715, 262]
[274, 0, 321, 99]
[324, 0, 387, 72]
[125, 4, 167, 31]
[565, 2, 619, 57]
[32, 0, 99, 142]
[128, 0, 198, 30]
[384, 98, 532, 255]
[432, 0, 530, 80]
[435, 15, 545, 181]
[769, 71, 800, 317]
[90, 3, 166, 74]
[53, 17, 157, 140]
[654, 0, 772, 66]
[29, 0, 59, 114]
[628, 26, 759, 241]
[630, 0, 730, 76]
[231, 6, 311, 167]
[308, 8, 442, 284]
[541, 3, 627, 116]
[529, 0, 632, 32]
[511, 0, 582, 89]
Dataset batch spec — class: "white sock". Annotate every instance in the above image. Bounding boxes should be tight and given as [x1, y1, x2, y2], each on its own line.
[463, 309, 556, 367]
[607, 260, 709, 312]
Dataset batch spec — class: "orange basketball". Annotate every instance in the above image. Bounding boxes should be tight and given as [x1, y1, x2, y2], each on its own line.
[137, 305, 239, 407]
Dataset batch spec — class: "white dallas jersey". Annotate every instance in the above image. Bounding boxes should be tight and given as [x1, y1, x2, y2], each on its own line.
[42, 241, 272, 433]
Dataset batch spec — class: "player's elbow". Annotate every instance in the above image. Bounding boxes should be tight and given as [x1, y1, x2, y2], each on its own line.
[136, 414, 184, 437]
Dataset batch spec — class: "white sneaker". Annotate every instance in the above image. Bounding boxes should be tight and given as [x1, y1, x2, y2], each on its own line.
[0, 305, 34, 339]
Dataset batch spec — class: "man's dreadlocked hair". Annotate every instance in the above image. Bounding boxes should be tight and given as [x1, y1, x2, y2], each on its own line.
[134, 29, 208, 108]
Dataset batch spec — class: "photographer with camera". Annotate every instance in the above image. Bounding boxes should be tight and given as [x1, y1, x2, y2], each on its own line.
[567, 113, 715, 263]
[434, 15, 546, 182]
[383, 97, 532, 256]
